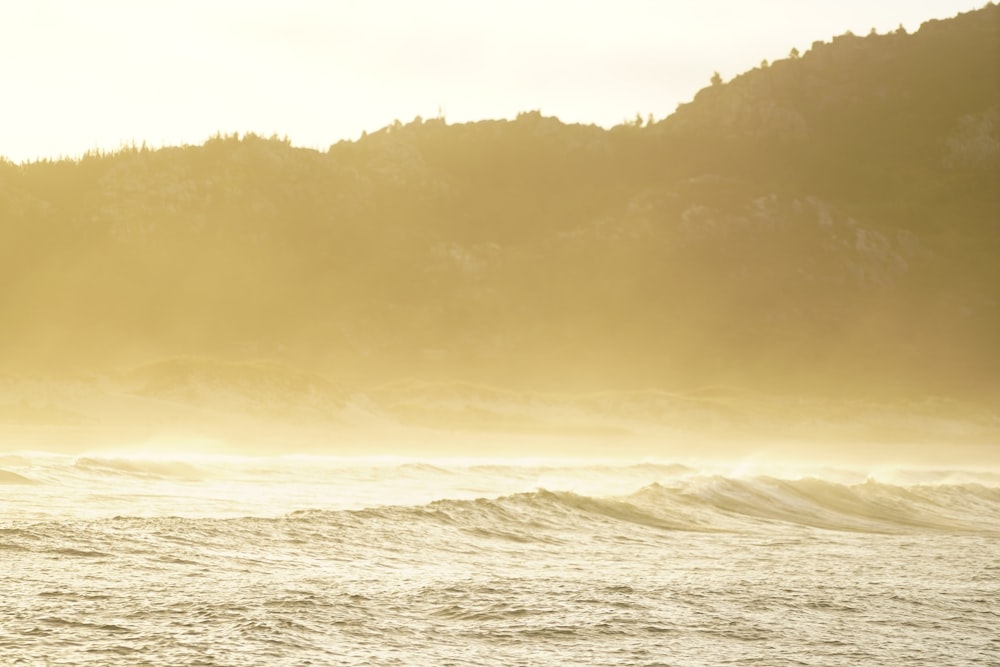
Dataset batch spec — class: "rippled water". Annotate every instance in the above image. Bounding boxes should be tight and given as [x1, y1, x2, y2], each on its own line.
[2, 452, 999, 665]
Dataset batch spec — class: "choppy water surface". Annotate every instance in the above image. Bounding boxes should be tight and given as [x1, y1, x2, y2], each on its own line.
[2, 452, 999, 665]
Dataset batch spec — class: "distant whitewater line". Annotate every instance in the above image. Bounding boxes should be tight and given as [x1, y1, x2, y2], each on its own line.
[2, 453, 998, 534]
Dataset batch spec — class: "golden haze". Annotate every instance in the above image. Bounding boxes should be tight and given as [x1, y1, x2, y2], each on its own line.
[1, 5, 998, 463]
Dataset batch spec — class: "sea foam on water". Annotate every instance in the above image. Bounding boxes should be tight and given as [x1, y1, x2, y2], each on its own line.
[1, 452, 998, 665]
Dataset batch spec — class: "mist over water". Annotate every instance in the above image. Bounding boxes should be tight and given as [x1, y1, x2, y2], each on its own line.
[2, 451, 999, 665]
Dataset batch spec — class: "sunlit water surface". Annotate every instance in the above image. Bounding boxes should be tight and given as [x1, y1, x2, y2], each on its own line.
[2, 451, 999, 665]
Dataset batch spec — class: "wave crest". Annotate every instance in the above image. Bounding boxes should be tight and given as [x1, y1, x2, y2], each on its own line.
[285, 475, 1000, 537]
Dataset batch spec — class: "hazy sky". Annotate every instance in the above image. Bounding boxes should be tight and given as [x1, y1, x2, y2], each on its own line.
[0, 0, 987, 163]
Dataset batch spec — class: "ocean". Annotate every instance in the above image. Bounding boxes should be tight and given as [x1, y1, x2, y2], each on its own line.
[2, 451, 999, 666]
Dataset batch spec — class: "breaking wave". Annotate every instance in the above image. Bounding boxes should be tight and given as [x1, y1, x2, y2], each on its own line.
[2, 452, 998, 534]
[71, 456, 206, 481]
[282, 476, 1000, 537]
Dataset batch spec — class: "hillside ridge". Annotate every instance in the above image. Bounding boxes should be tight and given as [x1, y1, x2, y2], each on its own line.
[1, 4, 998, 401]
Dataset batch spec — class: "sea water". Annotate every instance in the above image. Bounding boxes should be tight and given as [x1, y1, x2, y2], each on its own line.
[1, 452, 998, 666]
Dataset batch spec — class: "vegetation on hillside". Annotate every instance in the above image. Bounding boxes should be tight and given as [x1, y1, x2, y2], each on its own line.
[1, 4, 997, 400]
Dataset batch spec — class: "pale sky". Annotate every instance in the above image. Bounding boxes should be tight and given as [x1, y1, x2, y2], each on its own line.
[0, 0, 988, 163]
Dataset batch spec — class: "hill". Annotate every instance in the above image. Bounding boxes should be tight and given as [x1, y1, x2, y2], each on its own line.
[1, 4, 998, 408]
